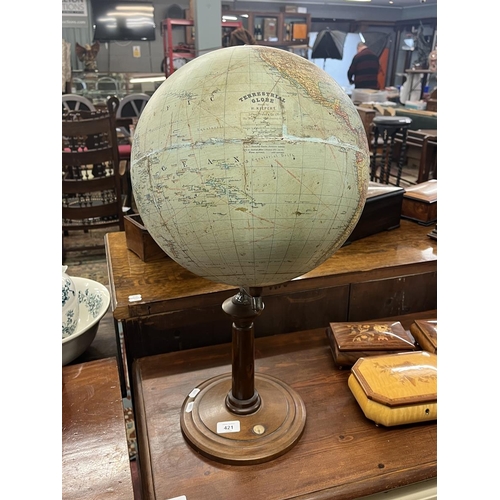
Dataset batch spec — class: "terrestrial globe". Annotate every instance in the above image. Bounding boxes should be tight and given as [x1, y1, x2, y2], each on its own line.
[130, 45, 369, 288]
[130, 45, 370, 465]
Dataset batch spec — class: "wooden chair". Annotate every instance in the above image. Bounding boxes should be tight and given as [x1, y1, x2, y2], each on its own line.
[62, 93, 95, 112]
[369, 116, 412, 186]
[72, 77, 87, 92]
[62, 96, 125, 257]
[117, 93, 150, 118]
[394, 129, 437, 184]
[419, 133, 437, 182]
[97, 76, 120, 93]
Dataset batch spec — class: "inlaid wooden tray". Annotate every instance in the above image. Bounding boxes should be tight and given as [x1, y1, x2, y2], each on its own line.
[326, 321, 416, 368]
[348, 351, 437, 427]
[410, 319, 437, 353]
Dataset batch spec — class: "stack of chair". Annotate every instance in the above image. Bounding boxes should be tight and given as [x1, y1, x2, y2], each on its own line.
[62, 96, 126, 259]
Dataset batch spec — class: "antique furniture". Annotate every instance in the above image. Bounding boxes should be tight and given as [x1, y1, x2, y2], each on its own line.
[97, 76, 120, 93]
[117, 93, 151, 118]
[62, 357, 134, 499]
[355, 105, 376, 147]
[394, 129, 437, 184]
[62, 97, 125, 256]
[344, 182, 404, 244]
[123, 214, 166, 262]
[105, 220, 437, 390]
[401, 179, 437, 225]
[369, 116, 412, 186]
[133, 327, 437, 500]
[348, 351, 437, 427]
[419, 133, 437, 182]
[62, 93, 96, 112]
[410, 318, 437, 353]
[325, 320, 416, 368]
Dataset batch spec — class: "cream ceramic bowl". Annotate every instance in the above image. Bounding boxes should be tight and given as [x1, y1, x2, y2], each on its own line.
[62, 277, 110, 366]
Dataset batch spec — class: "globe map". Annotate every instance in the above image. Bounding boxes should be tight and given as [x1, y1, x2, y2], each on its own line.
[131, 45, 370, 287]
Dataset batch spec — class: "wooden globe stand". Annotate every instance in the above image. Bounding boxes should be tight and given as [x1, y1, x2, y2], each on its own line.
[180, 287, 306, 465]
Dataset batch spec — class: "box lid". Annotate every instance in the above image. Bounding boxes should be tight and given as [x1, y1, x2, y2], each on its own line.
[412, 319, 438, 352]
[351, 351, 437, 407]
[329, 321, 415, 352]
[366, 182, 405, 201]
[404, 180, 437, 203]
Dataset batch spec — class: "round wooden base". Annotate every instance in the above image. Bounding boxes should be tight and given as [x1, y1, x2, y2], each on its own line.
[180, 372, 306, 465]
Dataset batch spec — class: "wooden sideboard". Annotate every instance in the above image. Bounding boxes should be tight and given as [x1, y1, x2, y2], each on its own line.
[62, 357, 134, 499]
[133, 326, 437, 500]
[105, 219, 437, 387]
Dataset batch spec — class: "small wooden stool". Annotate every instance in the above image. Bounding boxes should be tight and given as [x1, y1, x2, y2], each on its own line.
[370, 116, 412, 186]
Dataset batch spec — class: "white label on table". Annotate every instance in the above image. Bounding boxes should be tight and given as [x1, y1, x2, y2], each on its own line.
[217, 420, 240, 434]
[128, 294, 142, 302]
[188, 388, 200, 398]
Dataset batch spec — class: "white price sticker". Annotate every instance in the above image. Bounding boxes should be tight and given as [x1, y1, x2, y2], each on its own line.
[216, 420, 240, 434]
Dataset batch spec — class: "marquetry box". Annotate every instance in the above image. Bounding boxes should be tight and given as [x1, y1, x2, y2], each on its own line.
[344, 182, 404, 244]
[326, 321, 416, 369]
[410, 319, 437, 353]
[348, 351, 437, 427]
[401, 179, 437, 225]
[124, 214, 168, 262]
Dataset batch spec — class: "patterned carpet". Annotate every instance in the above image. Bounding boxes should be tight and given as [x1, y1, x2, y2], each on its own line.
[62, 227, 119, 285]
[63, 226, 137, 459]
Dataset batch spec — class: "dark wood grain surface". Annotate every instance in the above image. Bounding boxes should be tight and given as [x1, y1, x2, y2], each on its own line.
[133, 325, 437, 500]
[62, 358, 134, 499]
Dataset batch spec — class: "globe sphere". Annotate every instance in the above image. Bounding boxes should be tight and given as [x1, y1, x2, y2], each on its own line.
[131, 45, 369, 287]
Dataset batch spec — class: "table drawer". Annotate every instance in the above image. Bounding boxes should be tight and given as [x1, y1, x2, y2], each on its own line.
[348, 271, 437, 321]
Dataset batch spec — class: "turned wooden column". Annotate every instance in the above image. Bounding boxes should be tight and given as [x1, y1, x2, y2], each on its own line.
[222, 287, 263, 415]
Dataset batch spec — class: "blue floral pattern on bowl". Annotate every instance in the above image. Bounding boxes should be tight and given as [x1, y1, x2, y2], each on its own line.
[62, 267, 80, 339]
[78, 288, 104, 319]
[62, 276, 75, 307]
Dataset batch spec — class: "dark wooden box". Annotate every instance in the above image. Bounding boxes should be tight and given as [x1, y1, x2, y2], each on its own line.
[124, 214, 168, 262]
[401, 180, 437, 225]
[326, 321, 416, 369]
[410, 318, 437, 353]
[345, 182, 404, 244]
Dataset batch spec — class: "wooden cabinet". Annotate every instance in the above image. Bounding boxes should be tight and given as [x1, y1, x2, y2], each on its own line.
[223, 10, 311, 47]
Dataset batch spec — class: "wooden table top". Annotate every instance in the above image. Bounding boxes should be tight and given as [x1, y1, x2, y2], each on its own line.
[133, 326, 437, 500]
[105, 219, 437, 321]
[62, 358, 134, 499]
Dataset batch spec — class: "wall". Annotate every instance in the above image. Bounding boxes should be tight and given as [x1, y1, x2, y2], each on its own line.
[62, 0, 436, 74]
